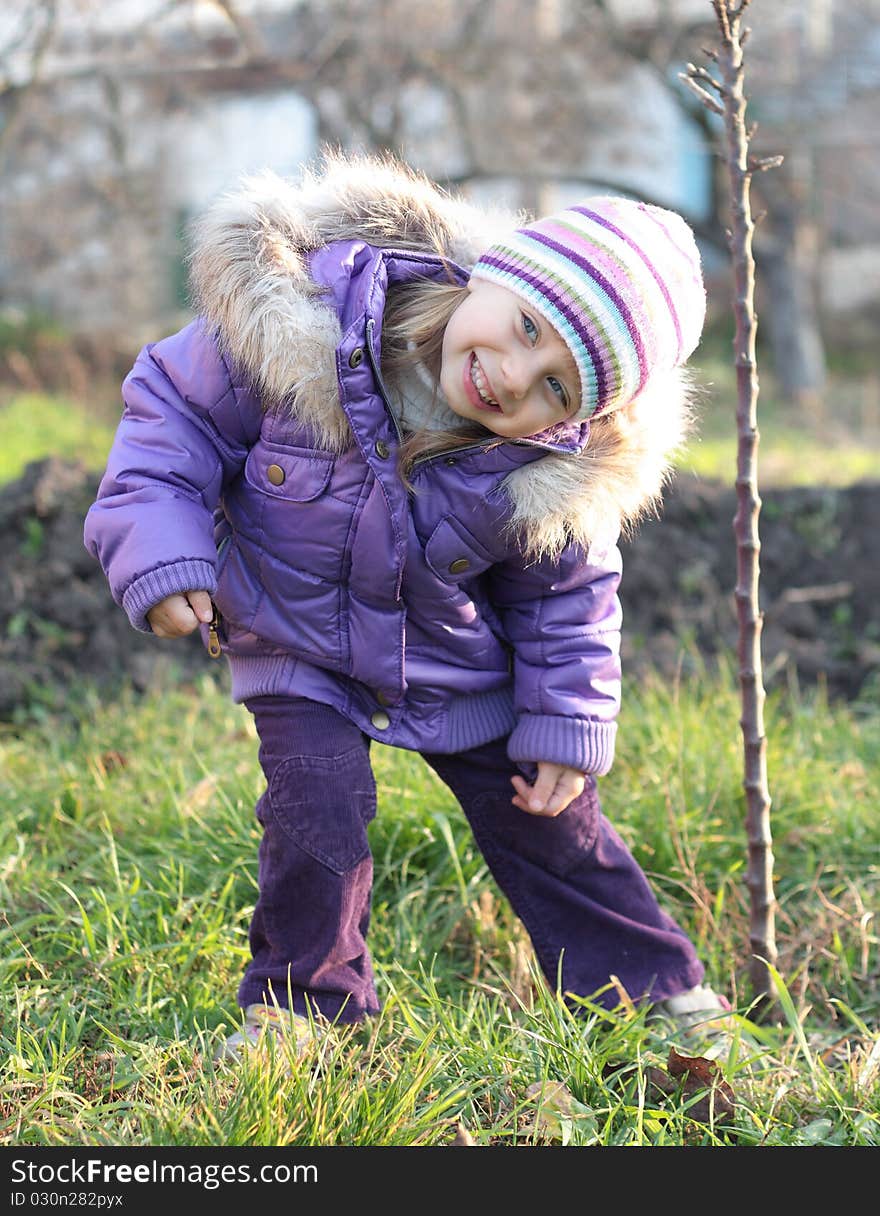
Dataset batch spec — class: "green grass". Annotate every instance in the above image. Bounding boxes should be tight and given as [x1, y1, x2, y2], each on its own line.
[683, 344, 880, 486]
[0, 393, 117, 484]
[1, 372, 878, 1149]
[684, 422, 880, 487]
[2, 664, 878, 1147]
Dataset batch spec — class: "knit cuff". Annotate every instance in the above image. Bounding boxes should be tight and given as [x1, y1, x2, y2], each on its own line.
[507, 713, 617, 776]
[121, 560, 218, 633]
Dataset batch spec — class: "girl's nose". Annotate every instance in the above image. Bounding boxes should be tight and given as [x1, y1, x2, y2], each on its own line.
[501, 354, 530, 399]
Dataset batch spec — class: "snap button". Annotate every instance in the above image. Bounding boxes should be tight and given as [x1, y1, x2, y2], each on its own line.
[448, 558, 470, 575]
[370, 710, 391, 731]
[349, 347, 364, 369]
[266, 463, 285, 486]
[376, 690, 393, 707]
[375, 440, 390, 459]
[444, 457, 457, 466]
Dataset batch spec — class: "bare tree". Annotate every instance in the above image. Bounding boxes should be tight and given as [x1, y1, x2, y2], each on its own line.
[684, 0, 781, 1009]
[0, 0, 59, 155]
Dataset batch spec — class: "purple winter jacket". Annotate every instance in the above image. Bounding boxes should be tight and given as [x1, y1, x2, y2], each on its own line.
[83, 161, 686, 775]
[84, 239, 622, 772]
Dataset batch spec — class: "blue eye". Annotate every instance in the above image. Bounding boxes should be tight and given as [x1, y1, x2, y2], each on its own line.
[521, 313, 538, 342]
[547, 376, 569, 409]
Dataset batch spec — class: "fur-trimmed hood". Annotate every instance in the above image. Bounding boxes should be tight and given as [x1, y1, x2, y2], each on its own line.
[188, 151, 696, 557]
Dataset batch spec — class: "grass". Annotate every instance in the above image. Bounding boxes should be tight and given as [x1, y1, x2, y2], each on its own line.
[683, 338, 880, 486]
[1, 663, 878, 1147]
[0, 393, 118, 485]
[1, 369, 878, 1152]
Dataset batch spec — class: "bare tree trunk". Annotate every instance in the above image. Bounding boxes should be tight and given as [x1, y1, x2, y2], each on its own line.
[684, 0, 780, 1008]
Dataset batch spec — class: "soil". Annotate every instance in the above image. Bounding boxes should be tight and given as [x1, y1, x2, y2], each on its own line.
[1, 457, 878, 721]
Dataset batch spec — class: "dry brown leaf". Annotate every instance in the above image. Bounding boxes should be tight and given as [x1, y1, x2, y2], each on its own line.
[100, 750, 128, 772]
[450, 1122, 477, 1146]
[667, 1047, 724, 1085]
[647, 1048, 736, 1125]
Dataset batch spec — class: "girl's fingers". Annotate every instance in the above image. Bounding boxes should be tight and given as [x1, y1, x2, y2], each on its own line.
[510, 774, 543, 814]
[186, 589, 215, 623]
[161, 597, 194, 634]
[150, 592, 211, 637]
[510, 769, 586, 817]
[510, 772, 558, 816]
[543, 775, 585, 817]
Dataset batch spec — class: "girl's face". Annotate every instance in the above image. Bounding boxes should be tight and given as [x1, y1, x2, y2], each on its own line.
[440, 279, 581, 439]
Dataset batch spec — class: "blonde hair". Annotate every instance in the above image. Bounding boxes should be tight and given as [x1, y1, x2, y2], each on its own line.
[380, 277, 491, 477]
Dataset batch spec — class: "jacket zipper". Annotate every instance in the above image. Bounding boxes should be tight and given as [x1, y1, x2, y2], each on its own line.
[206, 535, 231, 659]
[365, 318, 403, 443]
[207, 602, 223, 658]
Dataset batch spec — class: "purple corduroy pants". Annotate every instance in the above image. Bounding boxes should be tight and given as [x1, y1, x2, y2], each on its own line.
[238, 695, 704, 1021]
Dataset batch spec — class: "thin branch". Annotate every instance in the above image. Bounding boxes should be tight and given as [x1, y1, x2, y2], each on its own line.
[773, 582, 853, 607]
[748, 153, 785, 173]
[685, 62, 727, 95]
[679, 73, 725, 116]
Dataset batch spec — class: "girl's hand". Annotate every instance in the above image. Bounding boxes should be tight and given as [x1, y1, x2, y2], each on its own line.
[510, 762, 586, 818]
[147, 590, 214, 638]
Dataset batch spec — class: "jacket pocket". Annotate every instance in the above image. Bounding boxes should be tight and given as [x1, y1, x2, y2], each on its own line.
[244, 442, 334, 502]
[424, 515, 496, 584]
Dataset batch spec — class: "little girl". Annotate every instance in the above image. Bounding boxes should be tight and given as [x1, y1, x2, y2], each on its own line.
[85, 150, 729, 1060]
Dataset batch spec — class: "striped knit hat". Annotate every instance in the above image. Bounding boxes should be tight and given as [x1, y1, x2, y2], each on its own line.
[469, 197, 706, 421]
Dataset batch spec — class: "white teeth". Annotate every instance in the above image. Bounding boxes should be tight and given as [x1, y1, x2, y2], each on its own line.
[470, 356, 498, 405]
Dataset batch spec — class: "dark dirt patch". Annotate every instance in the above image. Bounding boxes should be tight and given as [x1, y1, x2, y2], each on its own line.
[0, 459, 214, 719]
[618, 475, 880, 699]
[1, 458, 878, 721]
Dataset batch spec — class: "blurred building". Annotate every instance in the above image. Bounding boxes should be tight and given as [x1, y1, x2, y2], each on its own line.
[1, 0, 878, 369]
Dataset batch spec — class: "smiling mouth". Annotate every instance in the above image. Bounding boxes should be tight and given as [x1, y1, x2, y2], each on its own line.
[469, 354, 502, 411]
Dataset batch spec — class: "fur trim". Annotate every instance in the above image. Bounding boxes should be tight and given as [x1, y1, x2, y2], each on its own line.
[503, 367, 699, 560]
[187, 150, 699, 552]
[188, 150, 513, 452]
[188, 168, 349, 452]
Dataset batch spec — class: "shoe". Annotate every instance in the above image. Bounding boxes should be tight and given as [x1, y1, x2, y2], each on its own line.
[648, 984, 735, 1060]
[214, 1002, 315, 1064]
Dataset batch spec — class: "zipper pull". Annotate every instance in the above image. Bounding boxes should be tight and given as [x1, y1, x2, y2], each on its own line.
[207, 603, 222, 659]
